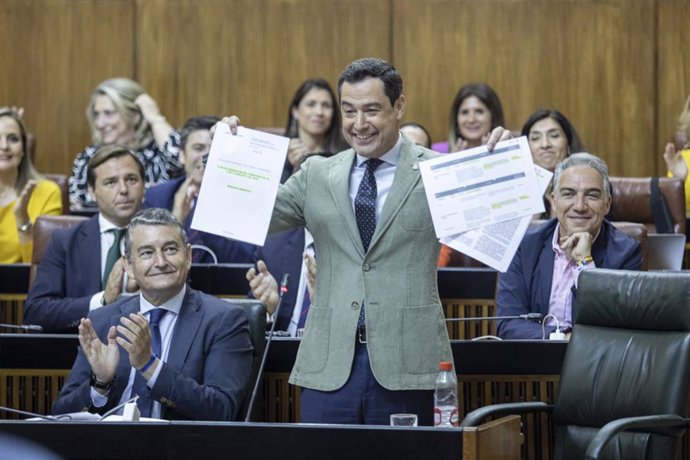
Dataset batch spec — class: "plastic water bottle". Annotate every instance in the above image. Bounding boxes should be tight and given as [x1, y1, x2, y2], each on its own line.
[434, 361, 458, 427]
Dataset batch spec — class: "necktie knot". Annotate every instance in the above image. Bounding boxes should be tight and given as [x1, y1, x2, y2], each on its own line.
[365, 158, 383, 172]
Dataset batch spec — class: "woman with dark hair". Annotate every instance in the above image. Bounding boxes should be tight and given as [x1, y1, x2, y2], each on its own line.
[69, 78, 182, 206]
[521, 109, 584, 172]
[281, 78, 346, 181]
[433, 83, 504, 153]
[0, 108, 61, 262]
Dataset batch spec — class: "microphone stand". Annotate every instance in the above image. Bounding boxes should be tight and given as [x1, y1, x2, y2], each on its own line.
[244, 274, 289, 422]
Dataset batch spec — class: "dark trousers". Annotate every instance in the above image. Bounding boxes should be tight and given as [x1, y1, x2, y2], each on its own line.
[300, 342, 433, 425]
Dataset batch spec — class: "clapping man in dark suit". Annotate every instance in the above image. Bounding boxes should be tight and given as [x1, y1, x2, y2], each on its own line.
[24, 145, 144, 332]
[53, 208, 252, 420]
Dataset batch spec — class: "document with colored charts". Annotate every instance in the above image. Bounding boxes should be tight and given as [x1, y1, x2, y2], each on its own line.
[419, 136, 543, 238]
[191, 124, 289, 246]
[439, 165, 552, 272]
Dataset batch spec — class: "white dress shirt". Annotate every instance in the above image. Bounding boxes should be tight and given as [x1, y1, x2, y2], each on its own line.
[287, 229, 314, 337]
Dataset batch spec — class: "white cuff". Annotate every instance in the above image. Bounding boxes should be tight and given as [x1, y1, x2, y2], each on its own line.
[90, 387, 109, 407]
[89, 292, 106, 311]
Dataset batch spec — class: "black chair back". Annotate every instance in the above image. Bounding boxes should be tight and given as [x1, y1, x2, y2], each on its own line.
[553, 269, 690, 459]
[223, 299, 266, 421]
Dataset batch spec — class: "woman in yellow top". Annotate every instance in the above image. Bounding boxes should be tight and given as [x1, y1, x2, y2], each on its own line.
[664, 95, 690, 218]
[0, 108, 61, 263]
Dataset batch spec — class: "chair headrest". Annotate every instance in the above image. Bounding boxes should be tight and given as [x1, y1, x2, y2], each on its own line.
[575, 269, 690, 331]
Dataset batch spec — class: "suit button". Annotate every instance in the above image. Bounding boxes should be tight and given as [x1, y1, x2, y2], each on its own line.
[351, 301, 359, 310]
[362, 263, 370, 271]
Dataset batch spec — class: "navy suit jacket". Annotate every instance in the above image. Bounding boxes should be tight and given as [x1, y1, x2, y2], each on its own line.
[24, 215, 103, 332]
[52, 287, 253, 421]
[144, 176, 256, 264]
[253, 228, 305, 332]
[496, 219, 643, 339]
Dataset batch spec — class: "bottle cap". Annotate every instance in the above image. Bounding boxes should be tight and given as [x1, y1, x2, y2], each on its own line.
[439, 361, 452, 371]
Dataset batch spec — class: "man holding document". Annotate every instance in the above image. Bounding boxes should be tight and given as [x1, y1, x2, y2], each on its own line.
[220, 58, 511, 425]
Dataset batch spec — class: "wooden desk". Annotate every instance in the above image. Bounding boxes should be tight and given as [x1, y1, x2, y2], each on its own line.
[0, 417, 520, 460]
[1, 265, 499, 339]
[0, 335, 561, 459]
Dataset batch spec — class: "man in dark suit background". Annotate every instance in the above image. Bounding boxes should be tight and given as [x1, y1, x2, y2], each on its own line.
[24, 145, 145, 332]
[247, 228, 315, 335]
[497, 152, 643, 339]
[143, 115, 256, 264]
[53, 208, 252, 421]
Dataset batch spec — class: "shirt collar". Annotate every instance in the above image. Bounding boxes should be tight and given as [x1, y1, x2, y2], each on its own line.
[551, 223, 566, 256]
[98, 213, 126, 234]
[354, 134, 403, 168]
[138, 284, 186, 316]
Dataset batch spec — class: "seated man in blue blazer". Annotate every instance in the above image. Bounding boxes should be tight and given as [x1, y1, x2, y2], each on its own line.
[497, 153, 643, 339]
[53, 208, 252, 421]
[24, 146, 146, 332]
[143, 115, 256, 264]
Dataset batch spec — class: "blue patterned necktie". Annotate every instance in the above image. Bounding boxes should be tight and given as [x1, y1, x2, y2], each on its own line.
[355, 159, 382, 252]
[355, 158, 382, 328]
[134, 308, 167, 417]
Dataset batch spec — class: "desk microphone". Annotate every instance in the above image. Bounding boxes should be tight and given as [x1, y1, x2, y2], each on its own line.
[0, 323, 43, 332]
[445, 313, 543, 322]
[244, 273, 289, 422]
[0, 405, 56, 421]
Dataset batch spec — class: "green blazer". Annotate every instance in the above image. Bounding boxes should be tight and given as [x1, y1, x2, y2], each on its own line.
[271, 137, 453, 391]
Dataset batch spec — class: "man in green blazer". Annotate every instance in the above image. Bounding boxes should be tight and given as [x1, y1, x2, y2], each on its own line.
[224, 58, 510, 425]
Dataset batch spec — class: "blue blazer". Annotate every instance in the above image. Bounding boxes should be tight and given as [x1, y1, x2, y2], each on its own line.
[144, 176, 257, 263]
[24, 215, 103, 332]
[253, 227, 305, 331]
[496, 219, 643, 339]
[52, 287, 253, 421]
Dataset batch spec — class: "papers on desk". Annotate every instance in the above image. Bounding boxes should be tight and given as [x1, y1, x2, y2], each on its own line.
[191, 125, 289, 246]
[420, 137, 551, 272]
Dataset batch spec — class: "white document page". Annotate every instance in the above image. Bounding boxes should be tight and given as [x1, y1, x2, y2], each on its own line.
[191, 125, 289, 246]
[440, 166, 553, 272]
[419, 137, 543, 238]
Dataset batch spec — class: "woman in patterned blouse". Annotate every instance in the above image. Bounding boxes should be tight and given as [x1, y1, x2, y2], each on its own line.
[69, 78, 182, 207]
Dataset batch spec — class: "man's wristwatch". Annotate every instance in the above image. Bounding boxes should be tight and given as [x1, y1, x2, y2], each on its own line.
[90, 373, 115, 390]
[17, 221, 32, 233]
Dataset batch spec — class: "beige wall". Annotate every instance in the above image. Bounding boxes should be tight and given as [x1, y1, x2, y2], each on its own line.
[0, 0, 688, 177]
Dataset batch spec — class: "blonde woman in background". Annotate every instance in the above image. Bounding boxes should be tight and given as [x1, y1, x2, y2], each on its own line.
[663, 95, 690, 218]
[69, 78, 182, 206]
[0, 108, 61, 262]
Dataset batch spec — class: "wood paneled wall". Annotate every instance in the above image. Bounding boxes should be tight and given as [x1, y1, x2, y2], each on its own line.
[0, 0, 687, 178]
